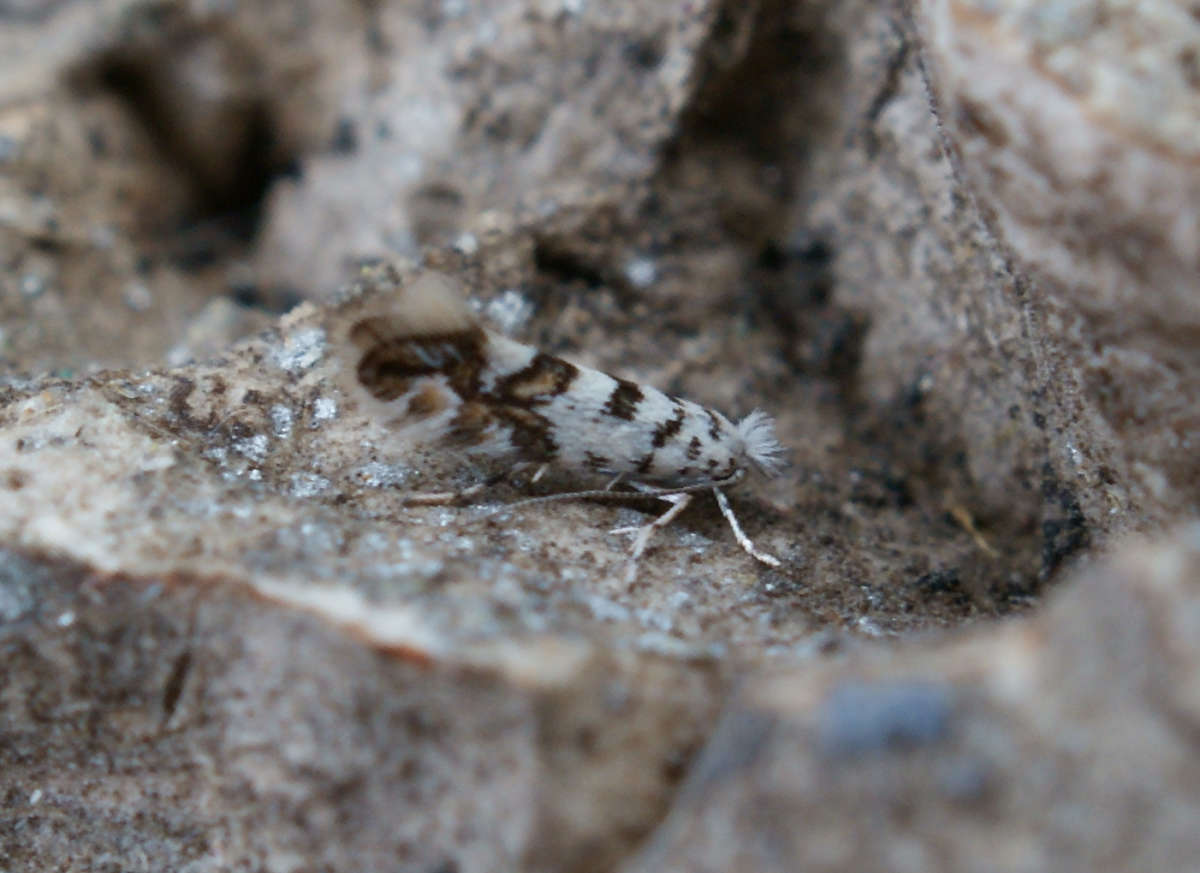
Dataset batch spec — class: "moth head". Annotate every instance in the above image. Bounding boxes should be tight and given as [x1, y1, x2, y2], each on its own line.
[735, 409, 787, 478]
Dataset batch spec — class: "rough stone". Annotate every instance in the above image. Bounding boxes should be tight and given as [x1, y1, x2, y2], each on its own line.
[917, 0, 1200, 527]
[619, 526, 1200, 873]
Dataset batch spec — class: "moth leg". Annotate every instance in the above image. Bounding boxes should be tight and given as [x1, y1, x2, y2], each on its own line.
[400, 482, 487, 506]
[611, 492, 693, 562]
[500, 461, 554, 489]
[712, 487, 781, 567]
[603, 473, 625, 491]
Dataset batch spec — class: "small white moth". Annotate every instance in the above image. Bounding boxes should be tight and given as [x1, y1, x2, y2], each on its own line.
[337, 269, 786, 574]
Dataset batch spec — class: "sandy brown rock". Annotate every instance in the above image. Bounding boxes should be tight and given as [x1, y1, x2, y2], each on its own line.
[620, 526, 1200, 873]
[0, 548, 724, 873]
[917, 0, 1200, 526]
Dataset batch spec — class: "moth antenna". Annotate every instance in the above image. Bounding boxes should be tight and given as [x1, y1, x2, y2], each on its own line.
[459, 473, 744, 525]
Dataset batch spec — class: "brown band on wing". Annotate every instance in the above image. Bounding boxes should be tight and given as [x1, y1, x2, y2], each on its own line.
[353, 320, 487, 402]
[405, 383, 453, 418]
[651, 407, 687, 448]
[494, 406, 558, 461]
[494, 352, 580, 403]
[584, 451, 612, 472]
[446, 401, 495, 447]
[602, 378, 645, 420]
[705, 409, 724, 441]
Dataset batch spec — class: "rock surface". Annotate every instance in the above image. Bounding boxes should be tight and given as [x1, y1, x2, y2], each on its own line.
[620, 525, 1200, 873]
[1, 0, 1197, 870]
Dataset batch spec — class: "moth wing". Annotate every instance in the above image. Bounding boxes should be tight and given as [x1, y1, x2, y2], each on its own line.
[333, 271, 485, 445]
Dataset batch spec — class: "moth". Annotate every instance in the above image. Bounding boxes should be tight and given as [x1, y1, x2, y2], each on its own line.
[336, 269, 786, 573]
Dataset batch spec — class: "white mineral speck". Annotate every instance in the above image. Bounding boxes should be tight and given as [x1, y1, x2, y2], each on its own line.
[311, 396, 338, 426]
[358, 531, 390, 552]
[29, 789, 42, 805]
[0, 576, 32, 621]
[584, 594, 630, 622]
[667, 589, 691, 609]
[678, 529, 712, 549]
[433, 507, 461, 528]
[19, 273, 47, 298]
[624, 255, 657, 289]
[233, 434, 269, 461]
[290, 472, 331, 498]
[635, 633, 695, 656]
[275, 327, 326, 373]
[356, 460, 413, 488]
[508, 527, 540, 552]
[855, 615, 884, 637]
[482, 289, 535, 334]
[376, 542, 445, 578]
[637, 608, 673, 633]
[270, 405, 294, 438]
[452, 231, 479, 255]
[298, 521, 338, 553]
[247, 468, 262, 481]
[123, 282, 153, 311]
[55, 611, 75, 628]
[613, 507, 645, 528]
